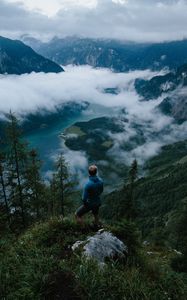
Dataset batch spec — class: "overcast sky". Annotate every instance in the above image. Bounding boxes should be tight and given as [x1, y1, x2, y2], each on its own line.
[0, 0, 187, 42]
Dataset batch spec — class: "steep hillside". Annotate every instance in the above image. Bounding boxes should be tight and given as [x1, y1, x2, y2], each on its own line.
[135, 63, 187, 100]
[158, 95, 187, 123]
[0, 36, 63, 74]
[103, 139, 187, 243]
[135, 63, 187, 122]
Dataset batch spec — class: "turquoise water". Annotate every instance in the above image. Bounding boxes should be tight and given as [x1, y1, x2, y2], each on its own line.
[26, 104, 114, 173]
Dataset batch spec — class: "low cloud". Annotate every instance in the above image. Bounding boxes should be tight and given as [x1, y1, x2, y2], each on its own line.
[0, 65, 186, 177]
[109, 117, 187, 166]
[63, 149, 89, 187]
[0, 66, 157, 116]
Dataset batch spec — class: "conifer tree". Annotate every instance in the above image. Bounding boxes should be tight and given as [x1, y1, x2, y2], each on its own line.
[52, 153, 74, 217]
[49, 174, 58, 217]
[24, 149, 45, 220]
[0, 151, 10, 223]
[126, 159, 138, 221]
[6, 112, 28, 227]
[55, 154, 68, 216]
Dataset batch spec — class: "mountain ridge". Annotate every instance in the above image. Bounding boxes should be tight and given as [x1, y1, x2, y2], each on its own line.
[22, 36, 187, 71]
[135, 62, 187, 122]
[0, 36, 63, 74]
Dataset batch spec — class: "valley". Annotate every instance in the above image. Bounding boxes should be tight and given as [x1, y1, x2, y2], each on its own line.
[1, 31, 187, 299]
[24, 103, 115, 174]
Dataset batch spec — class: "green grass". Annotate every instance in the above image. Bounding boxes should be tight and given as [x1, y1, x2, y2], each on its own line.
[102, 140, 113, 148]
[76, 260, 187, 300]
[65, 125, 86, 137]
[1, 217, 187, 300]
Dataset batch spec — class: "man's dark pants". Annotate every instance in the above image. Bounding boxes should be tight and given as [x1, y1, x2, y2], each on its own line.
[76, 203, 101, 218]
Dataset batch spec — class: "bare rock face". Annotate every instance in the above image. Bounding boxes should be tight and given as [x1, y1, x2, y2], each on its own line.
[72, 230, 128, 264]
[158, 93, 187, 123]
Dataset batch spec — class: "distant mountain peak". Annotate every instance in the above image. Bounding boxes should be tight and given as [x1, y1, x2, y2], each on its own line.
[21, 36, 187, 72]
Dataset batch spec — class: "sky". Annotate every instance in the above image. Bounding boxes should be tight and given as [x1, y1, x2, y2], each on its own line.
[1, 0, 187, 42]
[6, 0, 98, 16]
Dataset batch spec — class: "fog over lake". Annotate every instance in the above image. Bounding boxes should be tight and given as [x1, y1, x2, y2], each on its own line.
[1, 65, 187, 181]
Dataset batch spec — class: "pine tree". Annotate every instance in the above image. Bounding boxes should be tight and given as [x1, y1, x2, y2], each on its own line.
[0, 151, 10, 224]
[5, 112, 28, 227]
[129, 159, 138, 187]
[52, 154, 74, 217]
[55, 154, 68, 216]
[48, 174, 58, 217]
[126, 159, 138, 221]
[24, 149, 45, 220]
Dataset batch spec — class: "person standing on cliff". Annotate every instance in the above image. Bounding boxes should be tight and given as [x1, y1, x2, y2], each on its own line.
[75, 165, 103, 228]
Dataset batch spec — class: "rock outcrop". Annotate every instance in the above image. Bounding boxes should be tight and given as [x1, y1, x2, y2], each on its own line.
[72, 229, 128, 264]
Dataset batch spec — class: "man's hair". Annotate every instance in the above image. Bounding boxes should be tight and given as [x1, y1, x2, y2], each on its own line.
[88, 165, 98, 176]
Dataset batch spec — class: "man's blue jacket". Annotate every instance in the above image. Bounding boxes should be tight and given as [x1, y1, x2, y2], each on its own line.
[82, 175, 103, 207]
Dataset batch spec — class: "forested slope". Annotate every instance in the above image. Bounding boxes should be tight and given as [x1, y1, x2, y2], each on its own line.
[103, 140, 187, 244]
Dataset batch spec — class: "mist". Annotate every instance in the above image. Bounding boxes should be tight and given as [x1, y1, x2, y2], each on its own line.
[0, 65, 186, 181]
[0, 65, 159, 116]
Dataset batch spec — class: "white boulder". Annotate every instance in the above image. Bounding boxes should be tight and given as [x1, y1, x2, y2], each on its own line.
[72, 230, 128, 264]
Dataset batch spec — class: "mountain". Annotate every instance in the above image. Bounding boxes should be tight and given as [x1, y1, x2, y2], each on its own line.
[22, 36, 187, 71]
[135, 63, 187, 100]
[135, 63, 187, 122]
[158, 94, 187, 123]
[0, 36, 63, 74]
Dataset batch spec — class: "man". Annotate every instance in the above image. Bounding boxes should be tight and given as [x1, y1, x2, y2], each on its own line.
[75, 165, 103, 227]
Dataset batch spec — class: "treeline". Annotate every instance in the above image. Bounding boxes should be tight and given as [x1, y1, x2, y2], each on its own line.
[0, 112, 74, 232]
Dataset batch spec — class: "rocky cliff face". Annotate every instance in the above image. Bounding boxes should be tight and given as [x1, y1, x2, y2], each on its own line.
[135, 63, 187, 100]
[22, 36, 187, 71]
[135, 63, 187, 122]
[158, 93, 187, 123]
[0, 36, 63, 74]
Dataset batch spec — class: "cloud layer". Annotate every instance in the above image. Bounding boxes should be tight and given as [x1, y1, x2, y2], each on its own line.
[0, 66, 157, 116]
[1, 65, 187, 182]
[1, 0, 187, 42]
